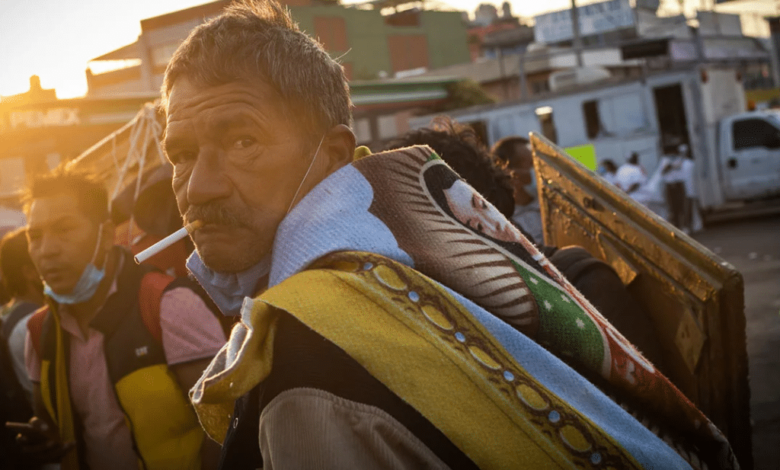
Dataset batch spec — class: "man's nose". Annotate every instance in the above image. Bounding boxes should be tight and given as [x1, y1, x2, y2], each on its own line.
[187, 149, 232, 206]
[37, 233, 62, 260]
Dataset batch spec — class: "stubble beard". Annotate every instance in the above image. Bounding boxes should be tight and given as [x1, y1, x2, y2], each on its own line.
[186, 203, 274, 273]
[196, 232, 270, 273]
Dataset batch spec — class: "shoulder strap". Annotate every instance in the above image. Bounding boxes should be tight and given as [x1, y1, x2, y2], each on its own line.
[27, 307, 50, 359]
[138, 271, 175, 344]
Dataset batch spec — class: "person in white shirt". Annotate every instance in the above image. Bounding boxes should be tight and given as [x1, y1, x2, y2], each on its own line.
[615, 153, 647, 194]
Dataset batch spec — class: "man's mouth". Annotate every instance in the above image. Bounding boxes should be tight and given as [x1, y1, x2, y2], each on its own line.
[197, 222, 230, 232]
[41, 267, 67, 283]
[193, 223, 238, 242]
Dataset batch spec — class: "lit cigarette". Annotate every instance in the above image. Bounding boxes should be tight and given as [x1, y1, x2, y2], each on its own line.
[134, 220, 203, 264]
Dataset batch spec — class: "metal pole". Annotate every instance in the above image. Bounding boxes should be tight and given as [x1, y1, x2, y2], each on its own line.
[519, 52, 528, 100]
[570, 0, 584, 67]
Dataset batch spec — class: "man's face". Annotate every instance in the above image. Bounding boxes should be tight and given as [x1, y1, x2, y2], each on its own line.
[164, 78, 321, 273]
[26, 194, 103, 295]
[503, 142, 533, 173]
[504, 143, 534, 201]
[443, 180, 521, 243]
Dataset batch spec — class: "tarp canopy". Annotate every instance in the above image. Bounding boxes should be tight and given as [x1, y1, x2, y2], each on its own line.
[0, 206, 26, 234]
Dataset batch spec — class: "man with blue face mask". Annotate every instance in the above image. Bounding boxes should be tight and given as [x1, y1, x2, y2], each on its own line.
[13, 167, 225, 469]
[492, 136, 544, 244]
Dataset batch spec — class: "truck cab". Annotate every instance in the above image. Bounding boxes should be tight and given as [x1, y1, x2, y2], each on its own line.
[719, 111, 780, 202]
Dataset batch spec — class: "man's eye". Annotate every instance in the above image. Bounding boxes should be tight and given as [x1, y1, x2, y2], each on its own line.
[233, 138, 256, 150]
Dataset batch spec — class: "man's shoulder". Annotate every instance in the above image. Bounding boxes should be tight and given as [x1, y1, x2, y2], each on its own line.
[155, 274, 228, 345]
[137, 267, 213, 313]
[158, 275, 220, 314]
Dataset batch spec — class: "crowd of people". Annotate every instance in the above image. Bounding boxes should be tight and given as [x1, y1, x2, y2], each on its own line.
[598, 145, 699, 234]
[1, 1, 737, 469]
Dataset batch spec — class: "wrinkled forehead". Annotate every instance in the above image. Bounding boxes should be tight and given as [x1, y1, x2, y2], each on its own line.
[166, 77, 286, 117]
[163, 76, 318, 145]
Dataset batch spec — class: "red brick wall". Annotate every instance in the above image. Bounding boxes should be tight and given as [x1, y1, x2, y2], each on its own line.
[387, 35, 429, 73]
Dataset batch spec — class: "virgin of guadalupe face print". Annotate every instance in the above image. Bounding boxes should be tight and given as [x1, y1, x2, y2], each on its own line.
[353, 146, 544, 337]
[353, 147, 653, 382]
[441, 179, 518, 243]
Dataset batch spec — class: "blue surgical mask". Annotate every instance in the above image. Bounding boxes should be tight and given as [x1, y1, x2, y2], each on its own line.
[525, 169, 538, 201]
[43, 225, 107, 305]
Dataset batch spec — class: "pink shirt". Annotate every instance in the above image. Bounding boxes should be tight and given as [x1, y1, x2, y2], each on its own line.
[25, 282, 225, 470]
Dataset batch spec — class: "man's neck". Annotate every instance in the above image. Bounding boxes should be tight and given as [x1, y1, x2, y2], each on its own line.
[514, 187, 534, 206]
[68, 249, 118, 337]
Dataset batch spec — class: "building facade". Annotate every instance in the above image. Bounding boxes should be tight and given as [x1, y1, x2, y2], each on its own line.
[87, 0, 470, 96]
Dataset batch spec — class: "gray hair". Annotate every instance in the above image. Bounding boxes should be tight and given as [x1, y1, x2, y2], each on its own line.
[162, 0, 352, 139]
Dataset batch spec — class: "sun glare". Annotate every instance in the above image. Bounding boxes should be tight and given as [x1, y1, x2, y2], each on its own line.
[0, 0, 218, 100]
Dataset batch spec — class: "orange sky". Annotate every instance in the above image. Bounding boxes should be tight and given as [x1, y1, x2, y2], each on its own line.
[0, 0, 214, 98]
[0, 0, 671, 99]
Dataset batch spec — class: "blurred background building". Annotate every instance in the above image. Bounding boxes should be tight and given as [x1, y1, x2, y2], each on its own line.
[2, 0, 780, 210]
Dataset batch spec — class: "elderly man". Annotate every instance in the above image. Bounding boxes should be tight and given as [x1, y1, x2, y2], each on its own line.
[167, 2, 737, 469]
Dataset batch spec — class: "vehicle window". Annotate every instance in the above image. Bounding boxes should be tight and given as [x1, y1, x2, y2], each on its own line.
[732, 118, 780, 150]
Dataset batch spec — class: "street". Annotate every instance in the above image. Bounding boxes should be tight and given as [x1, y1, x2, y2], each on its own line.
[694, 214, 780, 470]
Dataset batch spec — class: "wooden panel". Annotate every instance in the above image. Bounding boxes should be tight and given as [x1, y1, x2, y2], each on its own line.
[530, 133, 752, 469]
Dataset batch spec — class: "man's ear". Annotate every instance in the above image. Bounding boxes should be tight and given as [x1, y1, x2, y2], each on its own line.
[322, 124, 356, 173]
